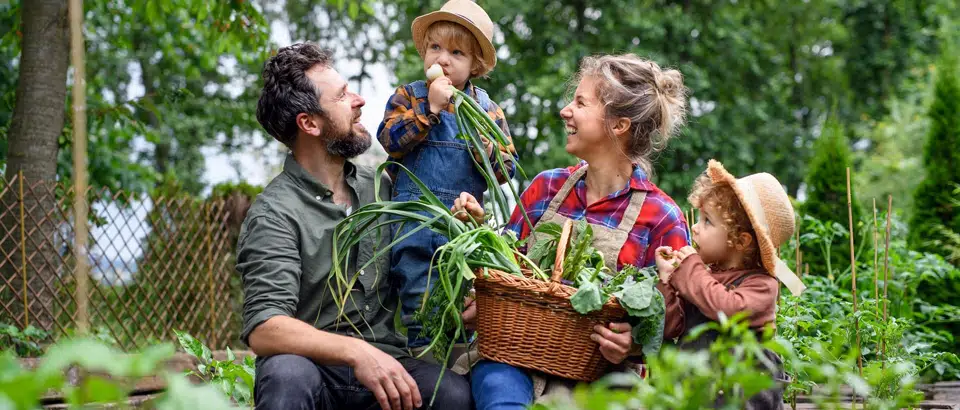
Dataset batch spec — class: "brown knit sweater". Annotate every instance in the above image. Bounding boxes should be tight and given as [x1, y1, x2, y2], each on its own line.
[662, 253, 778, 335]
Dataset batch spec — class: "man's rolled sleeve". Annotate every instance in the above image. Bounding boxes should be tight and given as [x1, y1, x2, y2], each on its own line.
[237, 215, 302, 344]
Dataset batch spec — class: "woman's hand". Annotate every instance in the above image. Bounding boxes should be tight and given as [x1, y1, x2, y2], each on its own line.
[592, 322, 633, 364]
[451, 192, 484, 224]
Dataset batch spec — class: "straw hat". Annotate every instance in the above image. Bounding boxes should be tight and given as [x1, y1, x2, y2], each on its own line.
[411, 0, 497, 72]
[705, 160, 806, 296]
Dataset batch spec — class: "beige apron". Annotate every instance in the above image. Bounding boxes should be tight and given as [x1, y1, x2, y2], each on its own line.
[448, 164, 649, 400]
[525, 164, 648, 400]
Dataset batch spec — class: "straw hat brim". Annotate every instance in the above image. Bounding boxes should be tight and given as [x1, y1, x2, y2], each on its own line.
[411, 11, 497, 72]
[704, 159, 806, 296]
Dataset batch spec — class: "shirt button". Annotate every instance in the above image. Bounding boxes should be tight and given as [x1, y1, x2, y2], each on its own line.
[359, 269, 365, 276]
[364, 305, 370, 312]
[315, 195, 322, 201]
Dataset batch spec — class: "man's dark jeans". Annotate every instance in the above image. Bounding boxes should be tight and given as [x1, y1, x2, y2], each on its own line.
[254, 354, 473, 410]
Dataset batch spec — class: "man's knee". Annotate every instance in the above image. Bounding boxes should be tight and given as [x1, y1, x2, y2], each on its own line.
[405, 359, 472, 409]
[255, 354, 322, 409]
[425, 371, 472, 409]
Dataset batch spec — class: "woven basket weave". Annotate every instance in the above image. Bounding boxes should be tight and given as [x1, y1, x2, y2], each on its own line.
[474, 219, 628, 381]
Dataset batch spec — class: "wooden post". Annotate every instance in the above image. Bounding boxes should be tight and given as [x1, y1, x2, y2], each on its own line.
[206, 204, 217, 348]
[69, 0, 89, 334]
[19, 170, 28, 328]
[873, 198, 879, 316]
[846, 168, 863, 385]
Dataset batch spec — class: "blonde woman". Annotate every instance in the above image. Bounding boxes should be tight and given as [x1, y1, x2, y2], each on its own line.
[460, 54, 692, 409]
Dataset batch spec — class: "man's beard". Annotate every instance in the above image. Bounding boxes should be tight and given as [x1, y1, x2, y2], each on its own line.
[324, 113, 372, 159]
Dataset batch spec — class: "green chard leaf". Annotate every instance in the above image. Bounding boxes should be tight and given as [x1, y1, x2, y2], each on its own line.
[570, 280, 605, 314]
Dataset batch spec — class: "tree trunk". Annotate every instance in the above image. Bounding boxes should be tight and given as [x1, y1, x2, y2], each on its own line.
[2, 0, 70, 333]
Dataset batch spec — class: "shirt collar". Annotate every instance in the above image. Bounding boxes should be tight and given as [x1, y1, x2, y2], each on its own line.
[575, 160, 657, 194]
[282, 153, 358, 197]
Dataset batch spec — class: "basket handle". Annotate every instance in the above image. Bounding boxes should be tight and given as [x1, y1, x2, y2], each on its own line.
[550, 219, 575, 284]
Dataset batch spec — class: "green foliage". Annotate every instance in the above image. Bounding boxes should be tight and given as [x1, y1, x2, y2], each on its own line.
[0, 0, 272, 196]
[209, 181, 264, 200]
[781, 211, 960, 382]
[529, 221, 666, 354]
[0, 324, 47, 357]
[909, 49, 960, 256]
[174, 330, 255, 407]
[283, 0, 958, 204]
[854, 66, 935, 212]
[801, 115, 864, 277]
[534, 314, 795, 410]
[0, 337, 235, 409]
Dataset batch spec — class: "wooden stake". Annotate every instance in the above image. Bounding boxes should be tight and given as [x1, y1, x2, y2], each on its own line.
[18, 171, 28, 328]
[873, 198, 879, 316]
[69, 0, 89, 334]
[846, 168, 862, 381]
[881, 195, 893, 370]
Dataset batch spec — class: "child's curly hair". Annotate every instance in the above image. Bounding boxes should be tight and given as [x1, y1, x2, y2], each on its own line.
[688, 172, 761, 269]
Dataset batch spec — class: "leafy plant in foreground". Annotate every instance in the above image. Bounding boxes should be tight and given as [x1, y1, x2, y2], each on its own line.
[175, 330, 255, 407]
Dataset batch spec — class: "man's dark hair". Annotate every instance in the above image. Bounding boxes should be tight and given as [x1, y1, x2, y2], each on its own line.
[256, 43, 333, 147]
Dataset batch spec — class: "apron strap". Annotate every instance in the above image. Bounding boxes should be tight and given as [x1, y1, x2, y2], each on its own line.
[616, 190, 647, 232]
[543, 164, 589, 216]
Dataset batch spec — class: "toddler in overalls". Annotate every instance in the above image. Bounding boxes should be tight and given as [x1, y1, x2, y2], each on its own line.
[655, 159, 806, 409]
[376, 0, 517, 354]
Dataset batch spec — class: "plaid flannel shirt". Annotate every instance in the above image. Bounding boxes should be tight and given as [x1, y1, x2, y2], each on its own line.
[506, 161, 690, 270]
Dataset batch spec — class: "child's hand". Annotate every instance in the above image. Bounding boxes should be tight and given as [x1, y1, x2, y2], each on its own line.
[675, 246, 697, 262]
[451, 192, 484, 224]
[428, 76, 454, 115]
[471, 136, 495, 163]
[654, 246, 680, 284]
[461, 289, 477, 330]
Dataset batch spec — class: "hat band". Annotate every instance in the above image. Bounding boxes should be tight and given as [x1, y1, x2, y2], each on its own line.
[735, 179, 769, 233]
[454, 13, 476, 25]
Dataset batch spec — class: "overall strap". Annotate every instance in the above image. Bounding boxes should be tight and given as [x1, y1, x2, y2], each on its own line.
[407, 80, 429, 99]
[726, 271, 768, 290]
[473, 84, 493, 111]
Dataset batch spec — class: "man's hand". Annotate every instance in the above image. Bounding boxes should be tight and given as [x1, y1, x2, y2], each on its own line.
[451, 192, 484, 224]
[350, 341, 422, 410]
[591, 322, 633, 364]
[428, 76, 454, 115]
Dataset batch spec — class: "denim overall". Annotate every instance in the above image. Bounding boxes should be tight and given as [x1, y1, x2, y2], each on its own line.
[391, 80, 492, 348]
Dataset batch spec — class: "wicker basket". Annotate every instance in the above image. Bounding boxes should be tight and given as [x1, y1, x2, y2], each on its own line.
[473, 219, 628, 381]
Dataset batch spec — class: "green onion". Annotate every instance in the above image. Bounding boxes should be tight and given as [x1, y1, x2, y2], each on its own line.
[325, 162, 543, 406]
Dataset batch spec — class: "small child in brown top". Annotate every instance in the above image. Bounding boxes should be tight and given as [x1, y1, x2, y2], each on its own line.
[653, 159, 806, 409]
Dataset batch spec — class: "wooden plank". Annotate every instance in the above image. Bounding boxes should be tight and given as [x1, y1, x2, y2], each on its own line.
[43, 393, 159, 409]
[792, 401, 958, 410]
[20, 350, 255, 404]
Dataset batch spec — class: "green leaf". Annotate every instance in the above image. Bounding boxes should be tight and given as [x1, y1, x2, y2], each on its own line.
[361, 1, 375, 15]
[613, 276, 655, 315]
[633, 291, 666, 355]
[79, 376, 126, 406]
[155, 374, 235, 410]
[570, 280, 604, 314]
[348, 2, 359, 19]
